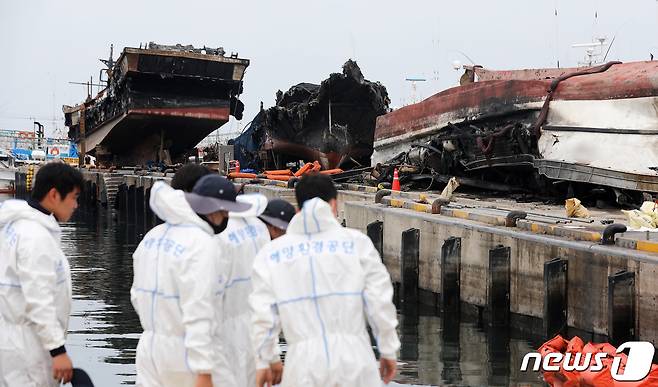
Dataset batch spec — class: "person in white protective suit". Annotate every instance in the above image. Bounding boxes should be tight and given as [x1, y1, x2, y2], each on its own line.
[249, 173, 401, 387]
[213, 193, 281, 386]
[258, 199, 296, 240]
[0, 163, 83, 386]
[170, 164, 210, 192]
[131, 175, 250, 387]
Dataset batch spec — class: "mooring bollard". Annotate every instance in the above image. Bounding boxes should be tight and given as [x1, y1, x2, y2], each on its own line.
[608, 270, 636, 345]
[441, 306, 462, 384]
[440, 236, 463, 383]
[144, 186, 154, 228]
[15, 172, 25, 198]
[127, 185, 136, 220]
[543, 258, 568, 337]
[398, 312, 419, 361]
[487, 245, 511, 327]
[81, 180, 88, 205]
[89, 180, 94, 206]
[486, 326, 511, 386]
[86, 180, 94, 206]
[135, 186, 145, 226]
[92, 181, 98, 204]
[401, 228, 420, 311]
[441, 237, 462, 313]
[22, 172, 28, 198]
[366, 220, 384, 260]
[115, 184, 126, 212]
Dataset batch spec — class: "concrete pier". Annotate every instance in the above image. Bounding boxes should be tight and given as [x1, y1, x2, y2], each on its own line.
[14, 169, 658, 347]
[237, 177, 658, 346]
[343, 200, 658, 345]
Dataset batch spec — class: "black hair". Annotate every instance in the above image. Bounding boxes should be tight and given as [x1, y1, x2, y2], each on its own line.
[31, 162, 84, 201]
[294, 173, 337, 208]
[171, 164, 211, 192]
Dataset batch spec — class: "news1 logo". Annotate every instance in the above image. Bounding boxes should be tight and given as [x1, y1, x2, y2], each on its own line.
[521, 342, 655, 381]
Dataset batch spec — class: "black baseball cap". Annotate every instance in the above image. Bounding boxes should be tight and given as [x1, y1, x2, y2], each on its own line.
[184, 175, 251, 214]
[259, 199, 295, 230]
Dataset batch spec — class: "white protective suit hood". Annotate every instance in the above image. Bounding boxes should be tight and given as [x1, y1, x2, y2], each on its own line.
[249, 196, 401, 387]
[0, 199, 60, 233]
[286, 197, 339, 235]
[0, 199, 70, 387]
[229, 193, 268, 218]
[214, 192, 271, 386]
[131, 181, 220, 383]
[149, 181, 213, 234]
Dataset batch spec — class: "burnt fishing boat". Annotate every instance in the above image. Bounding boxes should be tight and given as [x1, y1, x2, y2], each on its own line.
[232, 60, 390, 171]
[373, 61, 658, 204]
[63, 42, 249, 167]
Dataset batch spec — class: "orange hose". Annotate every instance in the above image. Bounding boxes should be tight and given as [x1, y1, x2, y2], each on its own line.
[228, 172, 257, 179]
[319, 168, 343, 175]
[294, 163, 313, 177]
[310, 160, 321, 173]
[264, 169, 292, 176]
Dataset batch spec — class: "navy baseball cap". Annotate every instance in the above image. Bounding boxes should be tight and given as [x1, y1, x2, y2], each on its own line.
[259, 199, 296, 230]
[184, 175, 251, 215]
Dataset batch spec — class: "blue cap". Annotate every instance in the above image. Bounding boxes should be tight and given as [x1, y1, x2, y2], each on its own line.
[184, 175, 251, 215]
[259, 199, 296, 230]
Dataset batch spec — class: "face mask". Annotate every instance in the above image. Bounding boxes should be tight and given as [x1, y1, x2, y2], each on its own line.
[213, 216, 229, 234]
[202, 215, 229, 234]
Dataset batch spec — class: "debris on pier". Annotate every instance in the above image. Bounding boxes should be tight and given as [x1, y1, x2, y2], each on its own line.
[232, 60, 390, 171]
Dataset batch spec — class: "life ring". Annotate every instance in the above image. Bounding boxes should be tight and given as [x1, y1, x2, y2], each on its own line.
[50, 147, 60, 156]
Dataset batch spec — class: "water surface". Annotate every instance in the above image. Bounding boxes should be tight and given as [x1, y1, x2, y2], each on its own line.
[50, 205, 545, 386]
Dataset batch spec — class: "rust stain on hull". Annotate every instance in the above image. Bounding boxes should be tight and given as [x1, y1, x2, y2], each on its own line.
[128, 106, 230, 121]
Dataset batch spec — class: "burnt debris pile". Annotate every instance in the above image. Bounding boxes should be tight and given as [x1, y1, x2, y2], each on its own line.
[233, 60, 390, 171]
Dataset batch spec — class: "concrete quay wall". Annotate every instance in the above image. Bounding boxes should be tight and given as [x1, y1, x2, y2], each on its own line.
[345, 201, 658, 344]
[50, 170, 658, 345]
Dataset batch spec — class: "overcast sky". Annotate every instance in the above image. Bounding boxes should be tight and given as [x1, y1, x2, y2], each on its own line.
[1, 0, 657, 138]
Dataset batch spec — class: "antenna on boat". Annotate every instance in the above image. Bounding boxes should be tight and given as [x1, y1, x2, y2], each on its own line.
[99, 44, 115, 88]
[572, 7, 609, 67]
[452, 50, 476, 66]
[68, 76, 105, 99]
[603, 35, 617, 61]
[405, 77, 427, 105]
[572, 37, 608, 66]
[553, 0, 560, 67]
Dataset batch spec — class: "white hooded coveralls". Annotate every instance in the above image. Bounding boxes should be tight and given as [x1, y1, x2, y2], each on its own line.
[249, 197, 401, 387]
[214, 193, 271, 386]
[131, 182, 219, 387]
[0, 200, 71, 387]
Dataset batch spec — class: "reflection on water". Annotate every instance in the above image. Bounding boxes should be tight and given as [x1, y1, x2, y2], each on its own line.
[394, 304, 544, 387]
[62, 207, 143, 386]
[49, 205, 545, 386]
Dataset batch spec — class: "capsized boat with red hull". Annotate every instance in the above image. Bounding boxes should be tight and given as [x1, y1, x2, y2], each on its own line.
[373, 60, 658, 203]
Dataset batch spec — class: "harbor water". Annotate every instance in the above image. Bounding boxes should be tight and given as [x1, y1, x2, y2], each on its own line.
[5, 197, 546, 386]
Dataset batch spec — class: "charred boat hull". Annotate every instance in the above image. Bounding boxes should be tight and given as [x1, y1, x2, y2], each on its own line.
[233, 60, 390, 171]
[373, 61, 658, 199]
[64, 43, 249, 167]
